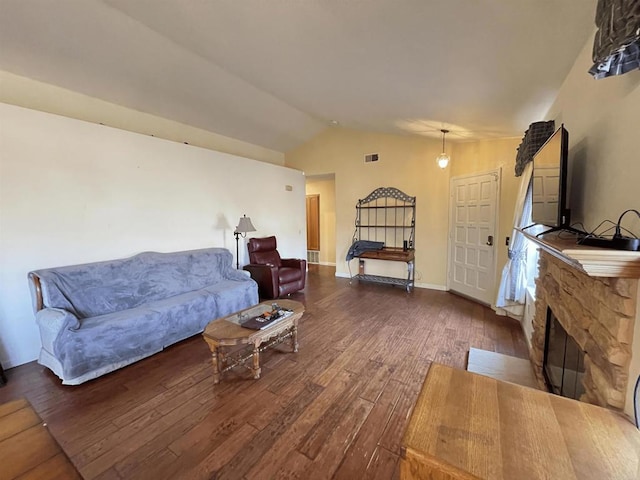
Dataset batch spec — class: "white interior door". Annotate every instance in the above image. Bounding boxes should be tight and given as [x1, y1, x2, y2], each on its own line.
[448, 171, 499, 305]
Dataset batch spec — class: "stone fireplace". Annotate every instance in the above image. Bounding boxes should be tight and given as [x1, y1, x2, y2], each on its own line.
[530, 250, 639, 413]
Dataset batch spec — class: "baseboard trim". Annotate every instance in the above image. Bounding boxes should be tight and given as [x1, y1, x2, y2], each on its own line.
[415, 282, 447, 291]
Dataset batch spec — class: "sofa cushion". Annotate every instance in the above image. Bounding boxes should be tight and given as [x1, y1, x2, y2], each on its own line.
[202, 279, 259, 317]
[145, 289, 217, 343]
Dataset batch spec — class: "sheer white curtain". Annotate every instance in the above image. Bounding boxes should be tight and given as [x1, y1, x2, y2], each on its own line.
[496, 162, 533, 317]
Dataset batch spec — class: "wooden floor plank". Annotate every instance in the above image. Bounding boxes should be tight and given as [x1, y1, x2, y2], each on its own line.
[0, 397, 29, 418]
[333, 378, 404, 480]
[0, 404, 41, 443]
[15, 453, 89, 480]
[0, 424, 62, 480]
[362, 446, 400, 480]
[0, 265, 531, 480]
[214, 382, 324, 480]
[305, 396, 375, 479]
[244, 369, 359, 480]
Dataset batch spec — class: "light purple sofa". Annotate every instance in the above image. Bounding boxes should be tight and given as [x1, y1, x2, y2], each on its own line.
[28, 248, 258, 385]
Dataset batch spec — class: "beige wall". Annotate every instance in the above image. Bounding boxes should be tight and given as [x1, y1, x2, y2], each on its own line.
[0, 103, 306, 369]
[545, 37, 640, 420]
[0, 70, 285, 165]
[287, 127, 450, 288]
[287, 128, 522, 296]
[306, 177, 337, 265]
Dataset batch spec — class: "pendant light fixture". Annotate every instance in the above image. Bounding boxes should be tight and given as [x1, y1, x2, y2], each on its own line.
[436, 129, 450, 169]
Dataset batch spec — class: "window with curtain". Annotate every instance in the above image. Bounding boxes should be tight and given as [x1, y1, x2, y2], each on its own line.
[496, 121, 555, 317]
[496, 162, 534, 316]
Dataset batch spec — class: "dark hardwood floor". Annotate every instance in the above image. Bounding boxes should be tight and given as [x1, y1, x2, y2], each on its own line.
[0, 265, 528, 479]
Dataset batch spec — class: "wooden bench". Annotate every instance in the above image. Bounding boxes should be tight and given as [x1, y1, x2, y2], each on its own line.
[0, 398, 81, 479]
[401, 363, 640, 479]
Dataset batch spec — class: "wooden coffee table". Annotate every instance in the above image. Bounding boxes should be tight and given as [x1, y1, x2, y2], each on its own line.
[202, 299, 304, 384]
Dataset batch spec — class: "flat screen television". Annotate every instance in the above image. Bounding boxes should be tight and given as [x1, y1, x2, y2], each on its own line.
[530, 125, 576, 235]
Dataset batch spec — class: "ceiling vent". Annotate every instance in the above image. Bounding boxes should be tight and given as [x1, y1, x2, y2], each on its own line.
[364, 153, 379, 163]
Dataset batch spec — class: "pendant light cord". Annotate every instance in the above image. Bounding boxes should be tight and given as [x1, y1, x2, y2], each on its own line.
[441, 129, 449, 153]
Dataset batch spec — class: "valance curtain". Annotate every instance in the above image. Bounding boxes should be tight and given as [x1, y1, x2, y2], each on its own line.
[514, 121, 555, 177]
[589, 0, 640, 79]
[495, 162, 533, 316]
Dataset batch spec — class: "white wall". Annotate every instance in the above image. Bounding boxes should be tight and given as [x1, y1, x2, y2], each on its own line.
[0, 103, 306, 368]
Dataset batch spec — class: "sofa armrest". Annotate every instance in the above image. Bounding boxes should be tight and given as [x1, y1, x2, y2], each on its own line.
[243, 264, 279, 299]
[281, 258, 307, 271]
[224, 268, 253, 281]
[36, 308, 80, 337]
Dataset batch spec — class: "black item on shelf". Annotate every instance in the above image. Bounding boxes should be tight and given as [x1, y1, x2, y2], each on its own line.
[580, 236, 640, 251]
[578, 209, 640, 251]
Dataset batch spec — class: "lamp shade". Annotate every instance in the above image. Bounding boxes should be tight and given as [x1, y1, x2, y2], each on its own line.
[235, 215, 256, 234]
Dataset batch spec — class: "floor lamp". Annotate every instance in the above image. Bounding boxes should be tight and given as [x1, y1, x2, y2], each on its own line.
[234, 214, 256, 269]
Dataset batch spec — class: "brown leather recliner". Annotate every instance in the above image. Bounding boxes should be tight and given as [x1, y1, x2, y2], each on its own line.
[243, 236, 306, 299]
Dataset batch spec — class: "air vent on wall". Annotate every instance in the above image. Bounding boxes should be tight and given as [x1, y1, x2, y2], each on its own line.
[364, 153, 379, 163]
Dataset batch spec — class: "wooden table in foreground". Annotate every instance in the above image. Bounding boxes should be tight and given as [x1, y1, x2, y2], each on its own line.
[401, 363, 640, 480]
[0, 398, 81, 480]
[202, 299, 304, 384]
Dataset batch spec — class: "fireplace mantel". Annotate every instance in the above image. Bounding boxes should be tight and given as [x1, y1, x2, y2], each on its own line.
[518, 227, 640, 278]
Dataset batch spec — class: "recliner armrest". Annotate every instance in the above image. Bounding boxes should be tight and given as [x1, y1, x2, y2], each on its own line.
[243, 264, 279, 299]
[281, 258, 307, 271]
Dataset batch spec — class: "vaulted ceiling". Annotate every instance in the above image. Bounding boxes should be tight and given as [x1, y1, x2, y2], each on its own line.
[0, 0, 597, 152]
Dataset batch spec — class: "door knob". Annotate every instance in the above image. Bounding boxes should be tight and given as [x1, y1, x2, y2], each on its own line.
[486, 235, 494, 246]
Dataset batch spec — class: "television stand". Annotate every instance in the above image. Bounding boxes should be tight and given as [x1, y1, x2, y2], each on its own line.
[535, 225, 585, 238]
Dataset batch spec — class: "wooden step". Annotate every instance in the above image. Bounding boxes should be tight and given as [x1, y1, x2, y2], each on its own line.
[466, 347, 539, 389]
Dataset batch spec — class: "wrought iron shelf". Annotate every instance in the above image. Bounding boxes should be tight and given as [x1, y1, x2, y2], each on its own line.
[357, 225, 413, 228]
[353, 273, 414, 292]
[350, 187, 416, 292]
[357, 205, 412, 209]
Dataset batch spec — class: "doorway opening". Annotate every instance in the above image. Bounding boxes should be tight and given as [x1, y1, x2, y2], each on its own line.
[305, 174, 336, 266]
